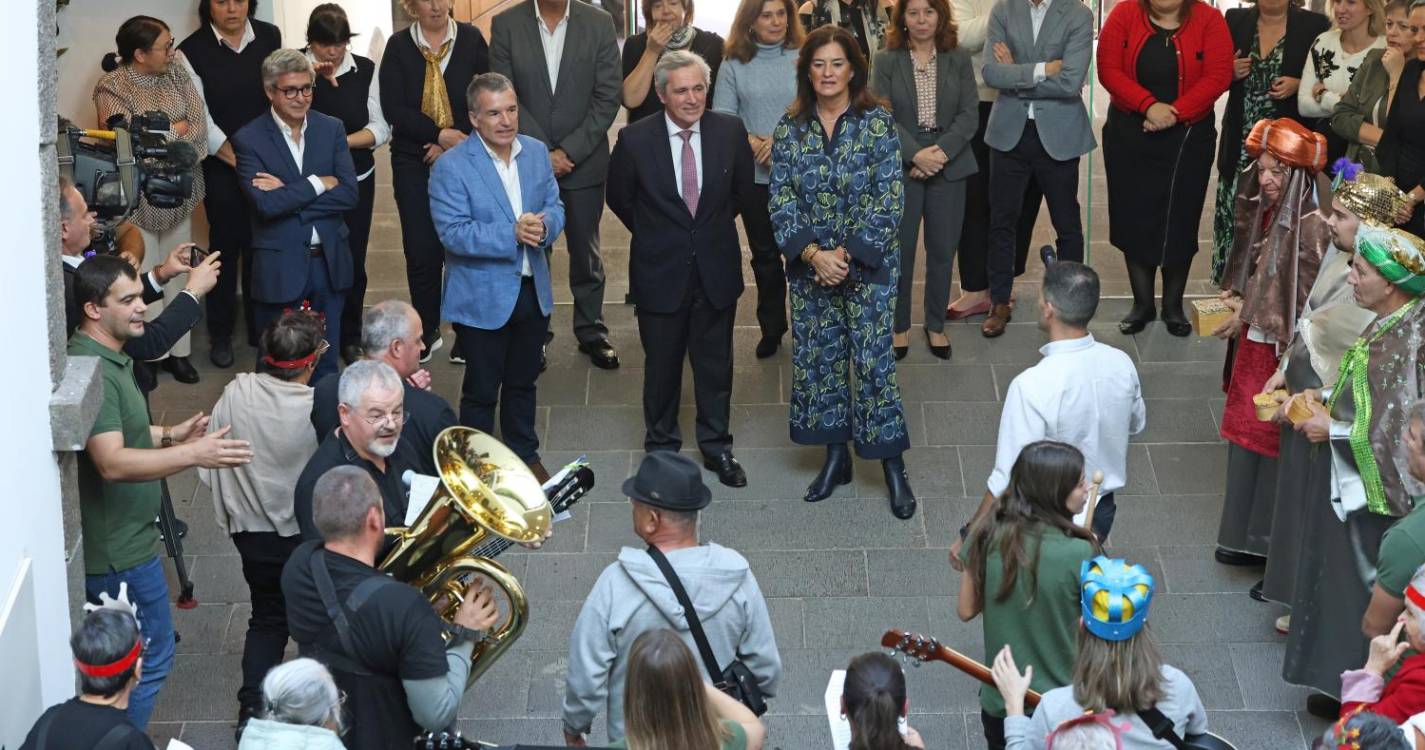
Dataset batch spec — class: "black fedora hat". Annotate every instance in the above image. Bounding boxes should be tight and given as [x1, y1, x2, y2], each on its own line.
[621, 452, 712, 511]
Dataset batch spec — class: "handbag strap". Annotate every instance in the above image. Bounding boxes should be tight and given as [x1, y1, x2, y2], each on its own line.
[1137, 706, 1189, 750]
[646, 544, 726, 683]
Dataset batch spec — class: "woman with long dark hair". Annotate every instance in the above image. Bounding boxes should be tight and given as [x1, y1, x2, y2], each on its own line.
[619, 629, 766, 750]
[304, 4, 389, 364]
[842, 652, 925, 750]
[956, 440, 1099, 750]
[769, 25, 914, 518]
[95, 15, 209, 383]
[1097, 0, 1233, 336]
[991, 557, 1210, 750]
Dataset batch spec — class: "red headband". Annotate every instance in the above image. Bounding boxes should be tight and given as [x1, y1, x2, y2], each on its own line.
[74, 638, 142, 678]
[262, 350, 321, 370]
[1406, 584, 1425, 610]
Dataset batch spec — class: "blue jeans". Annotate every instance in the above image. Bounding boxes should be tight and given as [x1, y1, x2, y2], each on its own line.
[85, 556, 175, 729]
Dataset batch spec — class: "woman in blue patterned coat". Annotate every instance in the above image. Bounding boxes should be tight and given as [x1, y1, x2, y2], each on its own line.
[770, 24, 916, 519]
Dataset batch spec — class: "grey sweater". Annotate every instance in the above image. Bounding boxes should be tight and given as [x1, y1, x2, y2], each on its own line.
[1004, 665, 1208, 750]
[562, 543, 782, 741]
[713, 42, 799, 184]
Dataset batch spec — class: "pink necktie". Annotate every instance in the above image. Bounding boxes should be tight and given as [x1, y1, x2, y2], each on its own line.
[679, 129, 699, 216]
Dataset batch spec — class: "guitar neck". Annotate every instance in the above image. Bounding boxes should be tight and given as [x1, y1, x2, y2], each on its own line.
[923, 642, 1043, 708]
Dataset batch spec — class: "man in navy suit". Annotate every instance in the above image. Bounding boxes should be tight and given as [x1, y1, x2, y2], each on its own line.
[234, 49, 358, 378]
[606, 50, 757, 488]
[429, 73, 566, 481]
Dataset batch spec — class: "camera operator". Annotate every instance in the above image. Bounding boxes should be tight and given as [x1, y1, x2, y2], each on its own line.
[18, 608, 156, 750]
[69, 255, 253, 728]
[59, 175, 221, 395]
[281, 465, 498, 750]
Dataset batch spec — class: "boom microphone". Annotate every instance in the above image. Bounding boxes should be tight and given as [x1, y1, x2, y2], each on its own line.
[164, 140, 200, 170]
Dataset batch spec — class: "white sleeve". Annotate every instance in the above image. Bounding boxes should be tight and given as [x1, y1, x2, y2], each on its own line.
[1297, 37, 1331, 119]
[952, 0, 992, 54]
[306, 175, 328, 195]
[988, 378, 1046, 496]
[365, 71, 391, 148]
[180, 53, 227, 155]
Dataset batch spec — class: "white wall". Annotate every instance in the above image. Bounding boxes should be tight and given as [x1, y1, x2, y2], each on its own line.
[55, 0, 276, 127]
[1, 0, 76, 745]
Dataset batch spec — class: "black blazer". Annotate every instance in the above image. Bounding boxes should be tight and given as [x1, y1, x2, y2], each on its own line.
[1217, 5, 1330, 177]
[606, 110, 756, 314]
[378, 22, 489, 160]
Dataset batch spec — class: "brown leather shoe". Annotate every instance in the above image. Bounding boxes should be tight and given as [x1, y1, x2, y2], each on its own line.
[981, 304, 1013, 338]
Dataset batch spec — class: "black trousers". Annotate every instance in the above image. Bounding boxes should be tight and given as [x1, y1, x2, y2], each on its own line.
[987, 121, 1082, 304]
[340, 175, 377, 349]
[636, 267, 734, 458]
[1092, 491, 1117, 541]
[392, 152, 444, 343]
[982, 711, 1007, 750]
[233, 531, 302, 719]
[453, 278, 549, 463]
[203, 158, 257, 345]
[960, 101, 1042, 293]
[742, 183, 788, 338]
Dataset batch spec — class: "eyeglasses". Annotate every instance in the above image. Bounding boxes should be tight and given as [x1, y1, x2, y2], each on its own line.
[277, 84, 316, 99]
[148, 40, 175, 53]
[363, 409, 405, 428]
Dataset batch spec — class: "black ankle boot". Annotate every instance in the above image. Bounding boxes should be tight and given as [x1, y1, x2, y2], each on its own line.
[1160, 263, 1192, 337]
[805, 443, 852, 503]
[882, 455, 917, 519]
[1119, 260, 1157, 335]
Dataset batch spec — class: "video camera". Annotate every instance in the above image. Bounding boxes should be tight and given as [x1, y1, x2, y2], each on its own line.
[57, 112, 199, 254]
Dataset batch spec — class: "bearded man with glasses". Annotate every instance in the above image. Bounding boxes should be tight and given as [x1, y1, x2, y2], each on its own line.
[233, 47, 358, 380]
[294, 360, 417, 540]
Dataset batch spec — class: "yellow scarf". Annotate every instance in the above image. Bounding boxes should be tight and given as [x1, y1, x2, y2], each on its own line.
[420, 34, 454, 129]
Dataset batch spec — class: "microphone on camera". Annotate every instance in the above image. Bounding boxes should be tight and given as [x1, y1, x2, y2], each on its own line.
[164, 140, 200, 170]
[1040, 245, 1058, 267]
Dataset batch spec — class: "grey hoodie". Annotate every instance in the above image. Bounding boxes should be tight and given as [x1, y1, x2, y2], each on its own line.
[562, 543, 782, 741]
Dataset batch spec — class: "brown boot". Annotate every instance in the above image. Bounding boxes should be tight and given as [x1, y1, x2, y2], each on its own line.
[981, 304, 1013, 338]
[527, 460, 552, 485]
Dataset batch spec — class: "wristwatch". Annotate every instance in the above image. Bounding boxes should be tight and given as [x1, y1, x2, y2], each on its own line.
[161, 426, 174, 448]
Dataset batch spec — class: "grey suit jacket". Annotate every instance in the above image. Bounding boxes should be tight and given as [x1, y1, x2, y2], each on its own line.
[489, 0, 622, 190]
[981, 0, 1096, 160]
[871, 47, 980, 182]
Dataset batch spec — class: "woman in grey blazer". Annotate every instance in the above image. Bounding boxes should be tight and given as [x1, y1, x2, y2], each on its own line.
[873, 0, 977, 360]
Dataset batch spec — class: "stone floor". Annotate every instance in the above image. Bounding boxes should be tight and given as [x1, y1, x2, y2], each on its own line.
[139, 142, 1330, 749]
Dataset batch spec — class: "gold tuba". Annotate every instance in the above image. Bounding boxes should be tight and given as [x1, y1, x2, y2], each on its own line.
[380, 426, 551, 687]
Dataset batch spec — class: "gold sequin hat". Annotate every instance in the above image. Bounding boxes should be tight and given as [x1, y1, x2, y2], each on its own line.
[1335, 170, 1412, 227]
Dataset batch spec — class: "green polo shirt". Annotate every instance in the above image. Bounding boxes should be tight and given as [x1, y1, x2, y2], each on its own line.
[1378, 500, 1425, 599]
[69, 332, 161, 575]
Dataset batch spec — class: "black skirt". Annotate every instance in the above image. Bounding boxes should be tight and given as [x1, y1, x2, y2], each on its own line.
[1103, 108, 1218, 267]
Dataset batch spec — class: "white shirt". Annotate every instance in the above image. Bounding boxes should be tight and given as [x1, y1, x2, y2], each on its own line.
[665, 113, 703, 196]
[478, 134, 533, 277]
[180, 21, 259, 156]
[988, 334, 1147, 514]
[270, 109, 329, 245]
[304, 49, 392, 181]
[535, 0, 572, 95]
[1026, 0, 1052, 118]
[412, 18, 459, 74]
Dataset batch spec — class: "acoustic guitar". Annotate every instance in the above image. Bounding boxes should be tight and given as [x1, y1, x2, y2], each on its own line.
[879, 629, 1237, 750]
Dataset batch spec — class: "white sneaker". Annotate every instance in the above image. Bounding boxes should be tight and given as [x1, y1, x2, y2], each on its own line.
[420, 335, 443, 364]
[1275, 615, 1290, 635]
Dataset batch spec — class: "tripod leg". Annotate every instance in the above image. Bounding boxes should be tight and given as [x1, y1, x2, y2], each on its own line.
[157, 477, 197, 608]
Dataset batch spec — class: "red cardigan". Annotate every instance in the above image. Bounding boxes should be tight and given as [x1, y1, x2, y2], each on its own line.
[1096, 0, 1234, 124]
[1342, 654, 1425, 723]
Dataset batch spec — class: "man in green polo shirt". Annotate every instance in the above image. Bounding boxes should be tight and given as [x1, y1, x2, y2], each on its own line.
[1362, 399, 1425, 639]
[69, 255, 253, 729]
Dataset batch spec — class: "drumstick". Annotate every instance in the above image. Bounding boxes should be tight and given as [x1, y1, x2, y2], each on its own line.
[1082, 470, 1105, 533]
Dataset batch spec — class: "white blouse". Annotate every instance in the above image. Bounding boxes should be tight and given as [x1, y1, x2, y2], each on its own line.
[1298, 28, 1386, 119]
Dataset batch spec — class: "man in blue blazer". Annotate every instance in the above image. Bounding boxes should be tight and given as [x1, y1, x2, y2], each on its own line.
[234, 49, 358, 378]
[979, 0, 1095, 339]
[429, 73, 566, 481]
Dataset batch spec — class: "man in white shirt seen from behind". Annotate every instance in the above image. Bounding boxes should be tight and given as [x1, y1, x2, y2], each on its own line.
[952, 260, 1146, 566]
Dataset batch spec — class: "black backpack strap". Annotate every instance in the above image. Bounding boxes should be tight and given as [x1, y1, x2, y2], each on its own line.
[646, 544, 726, 684]
[1138, 706, 1188, 750]
[309, 548, 394, 669]
[92, 722, 138, 750]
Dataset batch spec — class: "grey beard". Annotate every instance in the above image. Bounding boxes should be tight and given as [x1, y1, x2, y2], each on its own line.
[367, 437, 398, 458]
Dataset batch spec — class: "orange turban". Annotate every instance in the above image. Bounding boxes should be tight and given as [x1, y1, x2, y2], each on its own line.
[1244, 118, 1328, 174]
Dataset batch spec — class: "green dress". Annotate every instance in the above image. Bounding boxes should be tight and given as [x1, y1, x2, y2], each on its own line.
[1212, 31, 1284, 284]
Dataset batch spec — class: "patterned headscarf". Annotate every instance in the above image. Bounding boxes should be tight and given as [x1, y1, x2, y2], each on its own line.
[1358, 225, 1425, 297]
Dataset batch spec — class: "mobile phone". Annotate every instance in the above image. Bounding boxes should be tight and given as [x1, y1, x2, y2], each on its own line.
[188, 246, 208, 267]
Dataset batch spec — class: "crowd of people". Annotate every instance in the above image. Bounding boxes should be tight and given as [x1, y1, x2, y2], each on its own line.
[34, 0, 1425, 746]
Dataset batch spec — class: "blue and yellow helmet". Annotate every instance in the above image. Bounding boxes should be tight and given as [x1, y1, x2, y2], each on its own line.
[1080, 556, 1155, 642]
